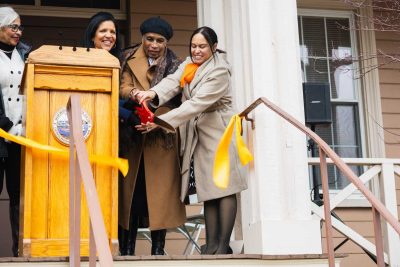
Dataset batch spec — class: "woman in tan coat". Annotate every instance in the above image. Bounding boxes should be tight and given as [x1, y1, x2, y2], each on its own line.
[135, 26, 248, 255]
[118, 17, 186, 256]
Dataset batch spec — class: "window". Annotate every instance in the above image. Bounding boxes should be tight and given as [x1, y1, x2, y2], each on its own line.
[41, 0, 120, 9]
[298, 13, 363, 190]
[3, 0, 34, 4]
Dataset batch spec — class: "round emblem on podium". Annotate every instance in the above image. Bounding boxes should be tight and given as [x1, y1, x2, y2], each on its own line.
[52, 107, 92, 146]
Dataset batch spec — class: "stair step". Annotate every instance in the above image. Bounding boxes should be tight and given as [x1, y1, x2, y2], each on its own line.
[0, 254, 346, 267]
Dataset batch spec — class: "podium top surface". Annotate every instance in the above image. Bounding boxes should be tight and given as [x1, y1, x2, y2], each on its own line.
[27, 45, 120, 69]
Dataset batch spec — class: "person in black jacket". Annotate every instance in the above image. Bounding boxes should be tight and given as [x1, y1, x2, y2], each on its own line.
[0, 6, 31, 257]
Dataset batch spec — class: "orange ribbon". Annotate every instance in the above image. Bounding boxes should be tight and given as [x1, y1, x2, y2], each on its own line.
[213, 115, 253, 189]
[180, 63, 199, 87]
[0, 129, 128, 176]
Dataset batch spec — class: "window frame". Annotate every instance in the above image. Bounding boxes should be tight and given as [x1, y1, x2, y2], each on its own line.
[11, 0, 127, 20]
[298, 8, 371, 207]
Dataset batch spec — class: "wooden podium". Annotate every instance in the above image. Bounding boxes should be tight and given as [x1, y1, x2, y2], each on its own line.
[20, 45, 120, 257]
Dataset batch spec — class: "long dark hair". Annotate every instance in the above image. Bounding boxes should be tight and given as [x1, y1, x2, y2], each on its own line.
[189, 26, 225, 63]
[82, 12, 121, 57]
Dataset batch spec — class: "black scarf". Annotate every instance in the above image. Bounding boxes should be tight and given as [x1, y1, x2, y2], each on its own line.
[0, 41, 15, 59]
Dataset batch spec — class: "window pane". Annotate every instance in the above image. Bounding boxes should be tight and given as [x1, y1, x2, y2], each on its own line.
[333, 105, 360, 146]
[302, 17, 326, 57]
[334, 147, 363, 189]
[326, 18, 351, 58]
[2, 0, 34, 4]
[305, 58, 329, 83]
[42, 0, 120, 9]
[330, 60, 356, 99]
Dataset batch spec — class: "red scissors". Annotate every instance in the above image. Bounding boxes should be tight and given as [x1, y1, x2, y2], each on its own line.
[134, 101, 154, 124]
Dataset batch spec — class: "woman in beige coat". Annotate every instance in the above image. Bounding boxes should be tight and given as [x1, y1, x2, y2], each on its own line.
[135, 26, 248, 255]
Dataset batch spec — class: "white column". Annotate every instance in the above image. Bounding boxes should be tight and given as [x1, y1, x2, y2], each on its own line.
[197, 0, 322, 254]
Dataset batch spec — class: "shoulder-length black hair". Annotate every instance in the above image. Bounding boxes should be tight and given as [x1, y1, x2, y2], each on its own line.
[82, 11, 121, 57]
[189, 26, 225, 62]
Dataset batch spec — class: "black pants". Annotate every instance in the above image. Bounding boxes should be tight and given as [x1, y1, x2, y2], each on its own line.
[0, 143, 21, 257]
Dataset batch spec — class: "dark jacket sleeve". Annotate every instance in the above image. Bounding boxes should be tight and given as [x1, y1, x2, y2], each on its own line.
[0, 86, 13, 132]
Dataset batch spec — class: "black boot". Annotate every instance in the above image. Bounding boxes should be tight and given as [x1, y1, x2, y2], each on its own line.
[151, 229, 166, 255]
[9, 203, 19, 257]
[118, 225, 129, 256]
[127, 222, 138, 256]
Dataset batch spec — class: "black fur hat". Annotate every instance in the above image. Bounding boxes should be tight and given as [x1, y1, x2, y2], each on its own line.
[140, 16, 173, 40]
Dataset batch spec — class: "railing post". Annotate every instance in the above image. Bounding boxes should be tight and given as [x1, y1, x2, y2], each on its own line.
[67, 94, 114, 267]
[372, 206, 385, 267]
[69, 103, 80, 267]
[318, 148, 335, 267]
[89, 223, 96, 267]
[380, 163, 400, 266]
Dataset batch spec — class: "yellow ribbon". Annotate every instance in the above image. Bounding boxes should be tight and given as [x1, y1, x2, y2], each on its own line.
[0, 129, 128, 176]
[213, 114, 253, 189]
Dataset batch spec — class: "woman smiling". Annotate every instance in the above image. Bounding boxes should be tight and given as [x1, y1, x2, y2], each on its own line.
[135, 26, 248, 255]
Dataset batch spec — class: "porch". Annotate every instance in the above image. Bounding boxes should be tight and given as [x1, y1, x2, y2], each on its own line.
[0, 254, 345, 267]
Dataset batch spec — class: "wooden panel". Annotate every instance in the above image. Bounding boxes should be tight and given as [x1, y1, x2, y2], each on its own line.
[376, 31, 400, 41]
[30, 239, 90, 257]
[93, 93, 112, 236]
[130, 0, 197, 59]
[385, 144, 400, 158]
[30, 90, 50, 239]
[48, 92, 72, 239]
[379, 69, 400, 84]
[134, 0, 196, 15]
[132, 14, 197, 33]
[35, 74, 112, 92]
[380, 84, 400, 98]
[382, 114, 400, 128]
[381, 98, 400, 113]
[28, 45, 120, 69]
[34, 64, 113, 77]
[333, 208, 373, 221]
[340, 253, 376, 267]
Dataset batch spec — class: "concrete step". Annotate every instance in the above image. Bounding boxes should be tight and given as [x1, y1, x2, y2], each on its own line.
[0, 254, 345, 267]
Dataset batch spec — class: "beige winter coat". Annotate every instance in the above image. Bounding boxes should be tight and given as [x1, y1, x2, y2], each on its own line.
[151, 52, 248, 202]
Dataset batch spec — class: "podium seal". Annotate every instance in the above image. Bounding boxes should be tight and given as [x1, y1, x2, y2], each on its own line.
[52, 107, 92, 146]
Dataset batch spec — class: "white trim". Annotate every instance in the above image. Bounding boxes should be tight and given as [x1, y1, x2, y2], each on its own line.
[11, 1, 127, 20]
[298, 8, 353, 18]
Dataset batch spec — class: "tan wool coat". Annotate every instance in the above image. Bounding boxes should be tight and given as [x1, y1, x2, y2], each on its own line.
[119, 45, 186, 230]
[151, 52, 248, 202]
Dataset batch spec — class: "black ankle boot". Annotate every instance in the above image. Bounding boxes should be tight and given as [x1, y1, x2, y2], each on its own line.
[127, 225, 138, 256]
[151, 229, 166, 255]
[118, 225, 129, 256]
[9, 203, 19, 257]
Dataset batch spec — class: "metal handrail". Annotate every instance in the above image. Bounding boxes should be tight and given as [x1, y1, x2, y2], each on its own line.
[67, 94, 113, 267]
[239, 97, 400, 267]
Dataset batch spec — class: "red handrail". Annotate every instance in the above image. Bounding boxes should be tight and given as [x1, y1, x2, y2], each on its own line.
[239, 97, 400, 267]
[67, 94, 113, 267]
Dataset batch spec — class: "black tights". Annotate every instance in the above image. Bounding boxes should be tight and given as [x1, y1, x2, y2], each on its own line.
[203, 194, 237, 254]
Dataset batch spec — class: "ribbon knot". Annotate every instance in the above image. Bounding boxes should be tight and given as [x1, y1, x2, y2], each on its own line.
[213, 114, 253, 189]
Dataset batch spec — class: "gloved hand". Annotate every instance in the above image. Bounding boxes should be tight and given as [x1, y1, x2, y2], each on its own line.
[8, 123, 22, 136]
[0, 116, 13, 131]
[5, 123, 22, 143]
